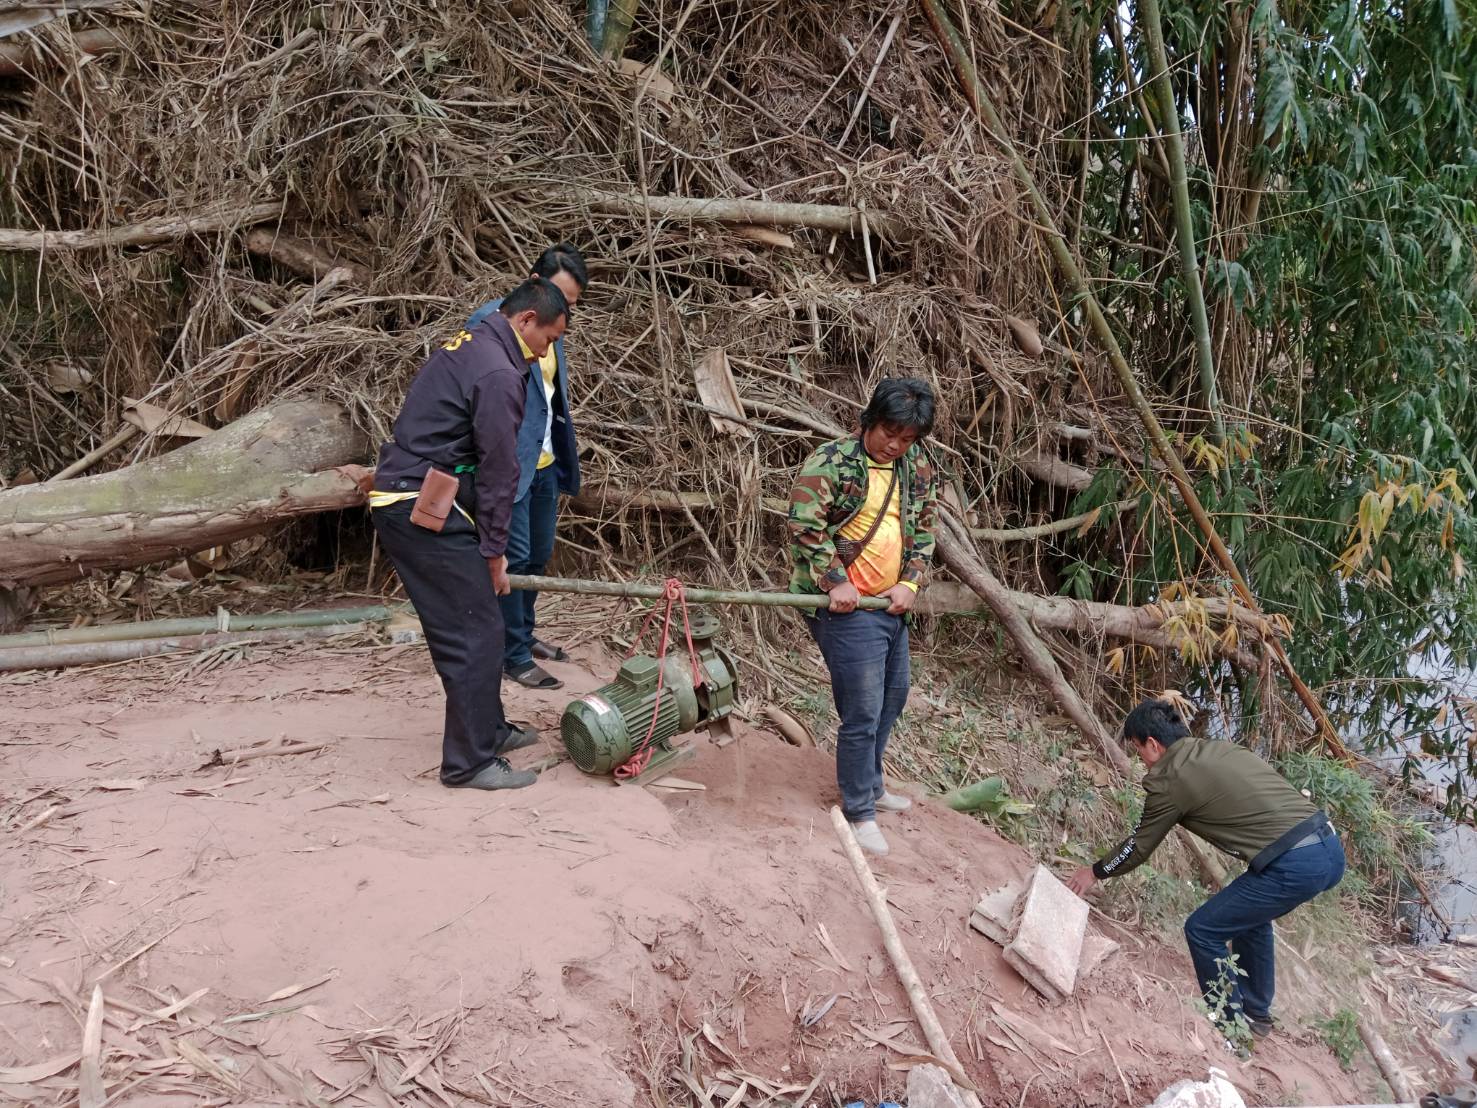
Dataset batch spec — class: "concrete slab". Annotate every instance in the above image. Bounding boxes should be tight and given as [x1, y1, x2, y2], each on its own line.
[1078, 930, 1121, 983]
[906, 1063, 971, 1108]
[967, 879, 1025, 945]
[1001, 864, 1088, 1002]
[1146, 1068, 1247, 1108]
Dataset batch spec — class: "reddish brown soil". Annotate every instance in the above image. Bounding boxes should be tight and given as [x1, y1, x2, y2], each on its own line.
[0, 628, 1366, 1106]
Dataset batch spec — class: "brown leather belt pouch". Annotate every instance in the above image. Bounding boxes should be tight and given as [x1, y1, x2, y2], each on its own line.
[409, 467, 459, 532]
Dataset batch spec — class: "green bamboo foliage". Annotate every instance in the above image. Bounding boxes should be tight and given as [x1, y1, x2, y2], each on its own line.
[1063, 0, 1477, 802]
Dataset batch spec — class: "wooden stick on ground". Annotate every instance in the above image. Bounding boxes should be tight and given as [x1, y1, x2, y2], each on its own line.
[1357, 1019, 1416, 1104]
[828, 806, 992, 1106]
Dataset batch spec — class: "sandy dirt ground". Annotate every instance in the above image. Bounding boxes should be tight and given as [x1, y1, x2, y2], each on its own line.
[0, 620, 1368, 1106]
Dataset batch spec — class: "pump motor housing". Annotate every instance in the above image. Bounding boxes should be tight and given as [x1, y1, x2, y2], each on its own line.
[559, 608, 738, 775]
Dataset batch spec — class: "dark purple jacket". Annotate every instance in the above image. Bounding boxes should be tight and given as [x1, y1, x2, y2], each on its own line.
[374, 313, 530, 558]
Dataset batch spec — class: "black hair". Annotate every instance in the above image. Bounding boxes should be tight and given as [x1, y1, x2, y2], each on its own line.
[499, 276, 569, 325]
[1122, 698, 1191, 747]
[531, 243, 589, 291]
[860, 377, 936, 436]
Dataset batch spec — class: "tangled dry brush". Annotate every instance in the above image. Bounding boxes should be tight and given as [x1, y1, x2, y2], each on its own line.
[1, 0, 1123, 598]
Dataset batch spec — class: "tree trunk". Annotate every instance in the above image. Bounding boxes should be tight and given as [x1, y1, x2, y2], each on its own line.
[0, 201, 287, 252]
[243, 229, 370, 284]
[572, 189, 905, 238]
[0, 27, 123, 77]
[917, 580, 1265, 668]
[934, 515, 1133, 777]
[0, 399, 370, 590]
[1016, 450, 1095, 492]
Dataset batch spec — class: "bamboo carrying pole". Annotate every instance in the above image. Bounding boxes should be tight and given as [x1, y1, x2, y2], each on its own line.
[506, 574, 892, 611]
[828, 807, 989, 1106]
[917, 0, 1352, 761]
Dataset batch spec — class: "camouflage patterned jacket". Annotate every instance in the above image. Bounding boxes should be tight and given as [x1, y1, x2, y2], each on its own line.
[787, 435, 938, 594]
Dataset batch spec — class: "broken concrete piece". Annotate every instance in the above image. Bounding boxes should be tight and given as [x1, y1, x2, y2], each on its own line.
[905, 1063, 971, 1108]
[1077, 931, 1120, 983]
[1001, 864, 1089, 1002]
[1146, 1068, 1247, 1108]
[967, 879, 1025, 945]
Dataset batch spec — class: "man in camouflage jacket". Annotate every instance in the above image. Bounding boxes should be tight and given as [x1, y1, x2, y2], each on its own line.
[788, 378, 939, 856]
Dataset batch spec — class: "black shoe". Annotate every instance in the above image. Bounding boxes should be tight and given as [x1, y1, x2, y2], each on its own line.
[1247, 1016, 1275, 1040]
[502, 725, 541, 753]
[506, 661, 563, 690]
[444, 757, 538, 790]
[531, 639, 569, 662]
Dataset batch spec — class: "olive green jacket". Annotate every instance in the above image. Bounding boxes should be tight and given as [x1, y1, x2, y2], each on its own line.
[1092, 738, 1318, 879]
[786, 435, 938, 594]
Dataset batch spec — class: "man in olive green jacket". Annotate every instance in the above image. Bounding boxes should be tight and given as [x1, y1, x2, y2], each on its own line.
[1069, 698, 1345, 1037]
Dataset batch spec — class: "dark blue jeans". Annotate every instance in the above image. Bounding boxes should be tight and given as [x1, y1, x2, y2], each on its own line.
[499, 464, 559, 671]
[805, 608, 910, 822]
[1184, 831, 1345, 1021]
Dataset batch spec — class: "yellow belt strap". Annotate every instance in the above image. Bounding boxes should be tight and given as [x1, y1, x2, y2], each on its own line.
[367, 489, 474, 524]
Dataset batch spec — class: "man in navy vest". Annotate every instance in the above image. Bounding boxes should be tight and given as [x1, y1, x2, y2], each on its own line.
[466, 245, 586, 690]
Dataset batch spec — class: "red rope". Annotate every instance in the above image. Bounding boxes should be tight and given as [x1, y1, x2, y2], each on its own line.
[613, 578, 707, 780]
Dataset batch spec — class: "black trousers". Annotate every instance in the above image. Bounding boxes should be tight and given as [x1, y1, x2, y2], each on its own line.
[372, 500, 511, 783]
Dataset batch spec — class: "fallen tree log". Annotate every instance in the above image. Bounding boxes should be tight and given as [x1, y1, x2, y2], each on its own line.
[572, 188, 905, 238]
[244, 229, 371, 284]
[1017, 450, 1094, 492]
[0, 200, 287, 252]
[934, 513, 1229, 889]
[0, 399, 370, 592]
[917, 580, 1267, 668]
[0, 26, 123, 77]
[934, 514, 1133, 777]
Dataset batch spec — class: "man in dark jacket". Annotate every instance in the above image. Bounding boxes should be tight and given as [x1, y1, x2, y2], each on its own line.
[1068, 698, 1346, 1037]
[787, 378, 939, 858]
[465, 245, 586, 691]
[370, 277, 569, 790]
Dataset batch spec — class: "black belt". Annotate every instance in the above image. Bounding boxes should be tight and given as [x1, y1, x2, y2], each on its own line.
[1248, 810, 1334, 874]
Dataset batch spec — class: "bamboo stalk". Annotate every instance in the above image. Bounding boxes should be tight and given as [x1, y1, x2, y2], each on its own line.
[0, 624, 368, 672]
[828, 807, 990, 1106]
[917, 0, 1351, 761]
[508, 574, 890, 611]
[600, 0, 639, 57]
[1139, 0, 1227, 450]
[0, 605, 399, 649]
[46, 425, 138, 482]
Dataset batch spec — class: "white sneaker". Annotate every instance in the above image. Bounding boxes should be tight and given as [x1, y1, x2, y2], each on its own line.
[850, 820, 889, 856]
[875, 791, 912, 813]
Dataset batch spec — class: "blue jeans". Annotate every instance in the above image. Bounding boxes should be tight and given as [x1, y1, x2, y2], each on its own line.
[1184, 831, 1345, 1021]
[805, 608, 910, 823]
[499, 463, 559, 670]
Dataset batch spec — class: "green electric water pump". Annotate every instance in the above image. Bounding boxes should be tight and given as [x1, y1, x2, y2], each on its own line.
[559, 607, 740, 779]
